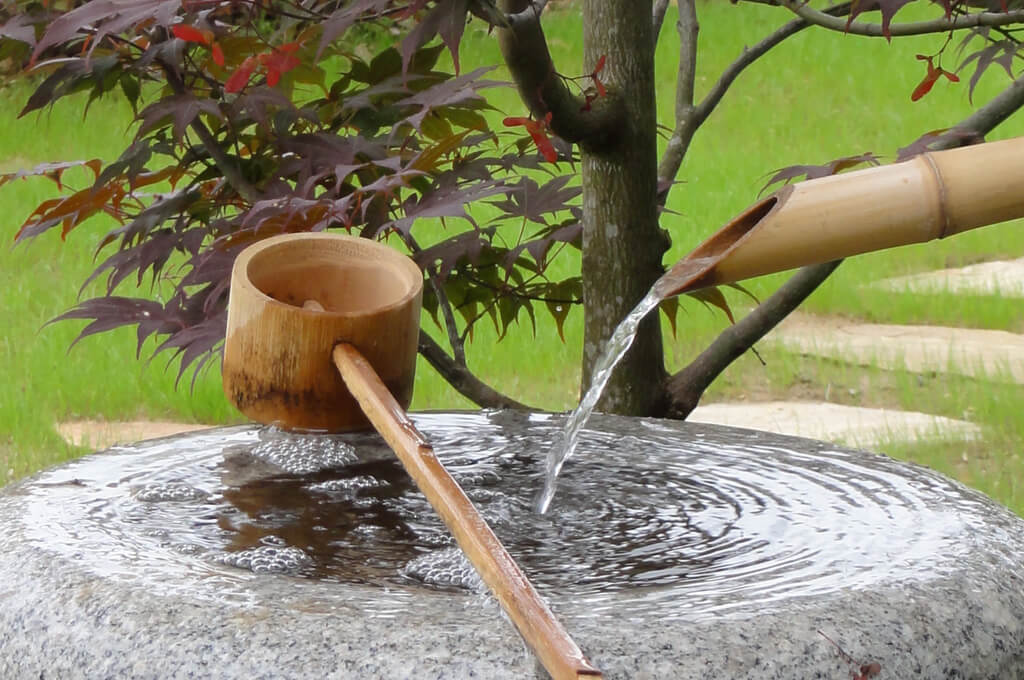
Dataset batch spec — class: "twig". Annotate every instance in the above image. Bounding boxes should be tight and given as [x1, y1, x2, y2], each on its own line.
[658, 4, 853, 200]
[779, 0, 1024, 38]
[418, 331, 532, 410]
[657, 0, 699, 194]
[399, 233, 468, 365]
[653, 0, 672, 41]
[158, 59, 261, 204]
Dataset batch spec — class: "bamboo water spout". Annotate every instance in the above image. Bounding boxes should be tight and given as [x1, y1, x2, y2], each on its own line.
[657, 136, 1024, 297]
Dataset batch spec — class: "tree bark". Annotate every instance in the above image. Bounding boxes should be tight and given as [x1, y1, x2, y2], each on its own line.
[581, 0, 669, 414]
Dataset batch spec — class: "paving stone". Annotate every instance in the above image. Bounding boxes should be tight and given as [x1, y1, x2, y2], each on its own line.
[690, 400, 978, 449]
[873, 258, 1024, 296]
[765, 315, 1024, 383]
[57, 420, 210, 449]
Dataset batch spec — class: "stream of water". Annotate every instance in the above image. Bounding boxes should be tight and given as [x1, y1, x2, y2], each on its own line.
[537, 256, 718, 513]
[536, 289, 664, 513]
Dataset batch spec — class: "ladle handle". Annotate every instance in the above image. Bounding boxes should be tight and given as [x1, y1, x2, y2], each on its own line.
[332, 343, 602, 680]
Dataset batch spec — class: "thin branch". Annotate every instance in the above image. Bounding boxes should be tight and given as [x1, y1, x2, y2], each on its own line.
[945, 64, 1024, 135]
[158, 60, 261, 204]
[657, 0, 699, 192]
[398, 233, 468, 365]
[659, 4, 852, 198]
[780, 1, 1024, 38]
[496, 0, 624, 149]
[418, 331, 532, 410]
[653, 0, 672, 41]
[427, 267, 468, 365]
[660, 67, 1024, 419]
[697, 4, 850, 131]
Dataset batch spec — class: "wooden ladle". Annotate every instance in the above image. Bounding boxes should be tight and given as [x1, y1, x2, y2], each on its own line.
[223, 233, 600, 680]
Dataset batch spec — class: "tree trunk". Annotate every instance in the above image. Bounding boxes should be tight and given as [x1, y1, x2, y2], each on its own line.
[581, 0, 668, 414]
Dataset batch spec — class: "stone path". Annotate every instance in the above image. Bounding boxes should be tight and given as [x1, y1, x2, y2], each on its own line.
[689, 401, 978, 449]
[873, 257, 1024, 297]
[693, 258, 1024, 448]
[765, 315, 1024, 383]
[57, 420, 210, 450]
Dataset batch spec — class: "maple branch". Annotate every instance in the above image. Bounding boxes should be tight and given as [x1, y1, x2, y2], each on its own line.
[779, 1, 1024, 37]
[427, 268, 468, 366]
[158, 59, 261, 204]
[496, 0, 625, 149]
[658, 3, 852, 199]
[660, 261, 842, 419]
[505, 0, 550, 29]
[657, 0, 699, 195]
[950, 63, 1024, 133]
[653, 0, 672, 41]
[418, 331, 531, 410]
[399, 233, 468, 365]
[660, 68, 1024, 419]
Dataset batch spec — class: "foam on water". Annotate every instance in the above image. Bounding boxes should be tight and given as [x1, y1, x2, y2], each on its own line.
[6, 413, 998, 622]
[402, 546, 483, 591]
[249, 426, 358, 474]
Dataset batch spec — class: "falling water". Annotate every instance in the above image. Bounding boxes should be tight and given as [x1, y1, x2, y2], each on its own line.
[537, 257, 717, 513]
[536, 288, 664, 513]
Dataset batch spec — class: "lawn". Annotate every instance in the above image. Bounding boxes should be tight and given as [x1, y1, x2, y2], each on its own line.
[1, 1, 1022, 513]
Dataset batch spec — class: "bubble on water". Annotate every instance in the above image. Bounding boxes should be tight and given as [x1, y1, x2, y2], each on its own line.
[260, 535, 288, 547]
[171, 543, 205, 556]
[452, 468, 502, 487]
[215, 545, 312, 575]
[134, 482, 208, 503]
[250, 427, 357, 474]
[309, 475, 385, 495]
[402, 547, 482, 591]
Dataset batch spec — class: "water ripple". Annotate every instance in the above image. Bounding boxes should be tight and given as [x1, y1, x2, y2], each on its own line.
[9, 412, 1005, 621]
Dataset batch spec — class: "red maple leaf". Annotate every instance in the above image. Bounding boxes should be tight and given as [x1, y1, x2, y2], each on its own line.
[172, 24, 224, 68]
[211, 42, 224, 67]
[171, 24, 210, 44]
[911, 54, 959, 102]
[259, 43, 302, 87]
[225, 56, 257, 93]
[504, 112, 558, 163]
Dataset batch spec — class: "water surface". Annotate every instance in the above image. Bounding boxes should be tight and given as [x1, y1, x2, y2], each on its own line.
[10, 411, 988, 621]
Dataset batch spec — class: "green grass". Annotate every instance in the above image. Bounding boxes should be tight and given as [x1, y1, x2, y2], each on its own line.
[2, 2, 1023, 515]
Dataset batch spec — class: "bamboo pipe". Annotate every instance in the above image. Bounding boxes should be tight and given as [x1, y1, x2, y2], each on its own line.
[332, 343, 602, 680]
[657, 136, 1024, 297]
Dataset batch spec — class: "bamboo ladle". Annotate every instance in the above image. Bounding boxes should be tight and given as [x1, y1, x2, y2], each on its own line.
[223, 233, 600, 680]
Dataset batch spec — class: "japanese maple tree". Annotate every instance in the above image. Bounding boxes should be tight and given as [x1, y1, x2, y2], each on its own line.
[2, 0, 1024, 418]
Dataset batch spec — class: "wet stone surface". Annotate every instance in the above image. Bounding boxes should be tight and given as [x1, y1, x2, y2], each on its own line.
[1, 411, 1023, 679]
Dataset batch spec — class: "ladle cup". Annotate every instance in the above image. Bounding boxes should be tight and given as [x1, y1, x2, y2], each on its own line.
[222, 232, 600, 680]
[223, 232, 422, 433]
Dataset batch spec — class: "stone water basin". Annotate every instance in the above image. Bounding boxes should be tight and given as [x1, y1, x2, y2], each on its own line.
[1, 410, 1022, 678]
